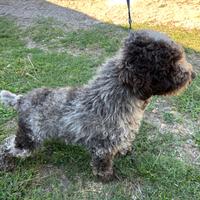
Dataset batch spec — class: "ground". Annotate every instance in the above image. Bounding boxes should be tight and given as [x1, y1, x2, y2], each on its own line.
[0, 1, 200, 199]
[48, 0, 200, 29]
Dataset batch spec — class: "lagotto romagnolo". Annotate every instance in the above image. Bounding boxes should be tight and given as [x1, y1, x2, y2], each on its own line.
[0, 30, 196, 181]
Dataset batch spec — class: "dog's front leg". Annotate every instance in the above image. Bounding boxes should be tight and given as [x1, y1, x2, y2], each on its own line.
[91, 149, 116, 182]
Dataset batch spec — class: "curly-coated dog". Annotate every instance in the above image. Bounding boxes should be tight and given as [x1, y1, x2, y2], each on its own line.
[0, 30, 196, 181]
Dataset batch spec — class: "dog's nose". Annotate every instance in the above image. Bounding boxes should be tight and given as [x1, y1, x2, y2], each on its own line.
[191, 71, 196, 80]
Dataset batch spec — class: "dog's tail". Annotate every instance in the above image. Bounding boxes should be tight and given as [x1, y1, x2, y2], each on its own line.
[0, 90, 22, 109]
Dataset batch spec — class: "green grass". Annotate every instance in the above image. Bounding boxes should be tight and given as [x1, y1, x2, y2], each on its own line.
[172, 75, 200, 119]
[60, 24, 127, 55]
[163, 112, 175, 124]
[162, 112, 183, 124]
[25, 17, 65, 43]
[0, 17, 200, 200]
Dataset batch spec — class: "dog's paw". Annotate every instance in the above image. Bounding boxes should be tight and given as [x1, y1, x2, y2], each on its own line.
[94, 168, 118, 182]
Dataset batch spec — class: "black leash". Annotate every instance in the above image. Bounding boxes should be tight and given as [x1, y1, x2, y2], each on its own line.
[126, 0, 132, 30]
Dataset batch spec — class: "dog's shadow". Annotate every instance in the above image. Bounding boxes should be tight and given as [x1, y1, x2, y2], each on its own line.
[9, 121, 168, 185]
[15, 122, 161, 183]
[16, 139, 138, 183]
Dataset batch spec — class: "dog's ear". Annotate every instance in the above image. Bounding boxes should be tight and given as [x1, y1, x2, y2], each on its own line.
[118, 61, 153, 100]
[118, 32, 153, 100]
[150, 43, 188, 95]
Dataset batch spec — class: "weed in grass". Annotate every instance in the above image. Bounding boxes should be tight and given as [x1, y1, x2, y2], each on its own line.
[163, 112, 175, 124]
[163, 111, 184, 125]
[195, 130, 200, 148]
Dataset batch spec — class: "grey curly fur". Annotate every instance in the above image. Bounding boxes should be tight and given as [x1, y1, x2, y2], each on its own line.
[0, 30, 195, 181]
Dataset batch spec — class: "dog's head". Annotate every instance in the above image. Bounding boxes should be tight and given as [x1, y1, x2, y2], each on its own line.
[119, 30, 195, 100]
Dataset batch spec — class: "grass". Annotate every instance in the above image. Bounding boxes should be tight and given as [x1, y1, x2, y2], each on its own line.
[162, 112, 183, 124]
[163, 112, 175, 124]
[0, 16, 200, 199]
[26, 17, 65, 43]
[60, 24, 127, 55]
[173, 75, 200, 119]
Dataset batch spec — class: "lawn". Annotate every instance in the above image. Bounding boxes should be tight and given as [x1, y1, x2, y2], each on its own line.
[0, 17, 200, 200]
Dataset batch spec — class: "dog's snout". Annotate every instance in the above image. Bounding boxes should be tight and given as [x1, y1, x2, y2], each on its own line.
[191, 71, 196, 80]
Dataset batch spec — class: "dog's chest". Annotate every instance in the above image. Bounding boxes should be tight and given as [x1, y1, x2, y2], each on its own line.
[115, 106, 144, 154]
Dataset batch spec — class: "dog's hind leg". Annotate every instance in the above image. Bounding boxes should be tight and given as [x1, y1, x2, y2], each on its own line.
[0, 118, 38, 171]
[0, 91, 35, 170]
[0, 134, 32, 171]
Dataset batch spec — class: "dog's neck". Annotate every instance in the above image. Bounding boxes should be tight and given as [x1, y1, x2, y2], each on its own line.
[84, 58, 151, 118]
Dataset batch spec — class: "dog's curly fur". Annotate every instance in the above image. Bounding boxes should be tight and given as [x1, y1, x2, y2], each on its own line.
[0, 30, 195, 181]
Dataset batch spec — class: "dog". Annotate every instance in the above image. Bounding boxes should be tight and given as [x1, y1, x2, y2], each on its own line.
[0, 30, 196, 181]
